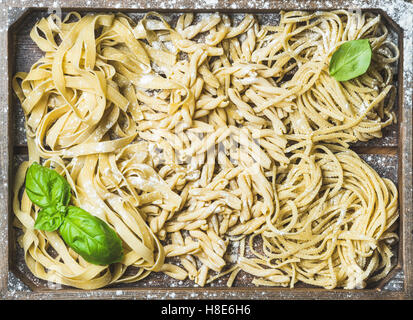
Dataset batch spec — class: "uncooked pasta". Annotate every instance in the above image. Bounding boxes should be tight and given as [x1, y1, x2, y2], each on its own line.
[12, 10, 399, 289]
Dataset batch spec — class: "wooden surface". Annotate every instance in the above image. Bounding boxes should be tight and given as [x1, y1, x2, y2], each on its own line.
[1, 0, 412, 300]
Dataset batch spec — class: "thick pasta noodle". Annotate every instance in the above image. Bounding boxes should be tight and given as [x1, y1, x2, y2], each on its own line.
[12, 10, 399, 289]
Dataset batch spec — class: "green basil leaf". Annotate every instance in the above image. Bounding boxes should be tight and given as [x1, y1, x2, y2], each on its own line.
[34, 206, 66, 232]
[25, 162, 71, 209]
[59, 206, 123, 265]
[329, 39, 372, 82]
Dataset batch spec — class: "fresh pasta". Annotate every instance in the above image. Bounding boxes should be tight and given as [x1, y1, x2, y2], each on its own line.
[13, 10, 399, 289]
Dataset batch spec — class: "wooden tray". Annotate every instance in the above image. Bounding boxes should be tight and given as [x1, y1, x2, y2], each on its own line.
[1, 0, 412, 300]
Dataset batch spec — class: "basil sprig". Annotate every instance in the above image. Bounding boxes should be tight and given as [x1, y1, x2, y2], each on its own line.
[60, 206, 123, 265]
[26, 162, 71, 212]
[25, 162, 123, 266]
[34, 206, 66, 232]
[329, 39, 372, 82]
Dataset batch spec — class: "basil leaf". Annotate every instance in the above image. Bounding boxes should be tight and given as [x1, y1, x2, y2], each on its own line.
[34, 206, 66, 232]
[59, 206, 123, 265]
[329, 39, 372, 82]
[25, 162, 71, 209]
